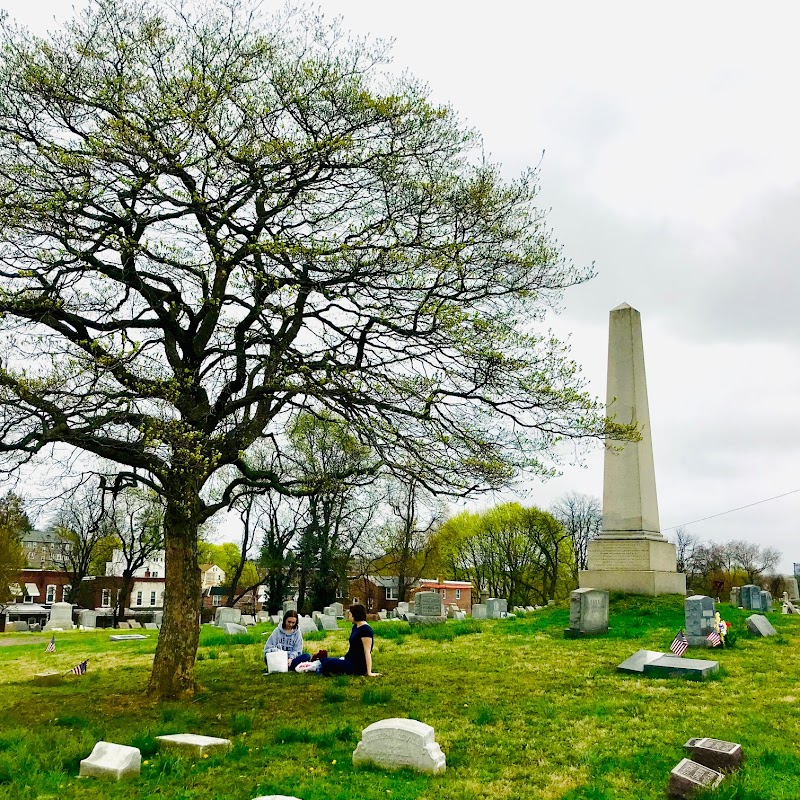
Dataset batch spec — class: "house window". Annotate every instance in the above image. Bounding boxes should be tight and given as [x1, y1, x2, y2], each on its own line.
[385, 587, 398, 600]
[23, 592, 33, 604]
[367, 596, 373, 609]
[136, 591, 143, 606]
[62, 585, 71, 601]
[455, 589, 461, 600]
[150, 591, 156, 606]
[46, 585, 56, 604]
[441, 589, 446, 600]
[101, 589, 111, 607]
[212, 594, 221, 607]
[152, 571, 158, 578]
[352, 597, 359, 606]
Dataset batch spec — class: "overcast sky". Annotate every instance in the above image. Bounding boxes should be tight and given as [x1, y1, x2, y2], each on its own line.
[3, 1, 799, 573]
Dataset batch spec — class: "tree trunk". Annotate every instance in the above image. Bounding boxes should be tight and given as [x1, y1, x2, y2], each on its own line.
[148, 499, 201, 699]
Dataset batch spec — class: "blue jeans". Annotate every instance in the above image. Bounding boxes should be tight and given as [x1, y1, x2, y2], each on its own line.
[289, 653, 311, 672]
[318, 657, 360, 676]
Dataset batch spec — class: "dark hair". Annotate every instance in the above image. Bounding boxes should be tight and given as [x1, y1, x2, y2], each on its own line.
[349, 603, 367, 622]
[282, 610, 298, 628]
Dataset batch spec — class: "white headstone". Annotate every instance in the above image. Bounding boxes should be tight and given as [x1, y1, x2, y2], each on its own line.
[157, 734, 231, 757]
[214, 607, 242, 626]
[471, 604, 487, 620]
[485, 598, 507, 619]
[78, 609, 98, 628]
[44, 602, 75, 631]
[352, 718, 446, 775]
[241, 615, 256, 626]
[282, 600, 296, 614]
[328, 602, 344, 618]
[297, 616, 317, 634]
[222, 622, 248, 636]
[316, 614, 339, 631]
[79, 741, 141, 780]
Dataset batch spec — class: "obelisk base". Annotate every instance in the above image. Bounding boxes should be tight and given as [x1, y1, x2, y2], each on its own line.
[579, 537, 686, 596]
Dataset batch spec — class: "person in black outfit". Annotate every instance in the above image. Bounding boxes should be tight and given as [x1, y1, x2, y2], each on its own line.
[317, 604, 381, 677]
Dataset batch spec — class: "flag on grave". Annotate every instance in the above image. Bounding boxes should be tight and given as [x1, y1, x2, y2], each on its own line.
[45, 634, 55, 653]
[69, 660, 88, 676]
[706, 629, 722, 647]
[670, 630, 689, 657]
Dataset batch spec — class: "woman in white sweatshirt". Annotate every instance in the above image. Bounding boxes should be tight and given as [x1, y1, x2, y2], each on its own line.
[263, 610, 311, 671]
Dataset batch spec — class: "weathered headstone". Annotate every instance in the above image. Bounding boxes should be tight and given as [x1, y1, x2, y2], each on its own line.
[316, 614, 339, 631]
[471, 604, 487, 620]
[328, 602, 344, 618]
[746, 614, 777, 637]
[156, 734, 232, 757]
[143, 622, 159, 630]
[116, 621, 131, 629]
[684, 595, 716, 646]
[667, 758, 723, 799]
[377, 610, 387, 619]
[683, 737, 744, 772]
[352, 718, 446, 775]
[740, 585, 762, 612]
[525, 606, 536, 612]
[222, 622, 248, 636]
[760, 590, 772, 611]
[214, 607, 242, 626]
[33, 671, 63, 686]
[270, 614, 282, 625]
[256, 611, 270, 622]
[44, 602, 75, 631]
[415, 591, 444, 617]
[153, 611, 163, 626]
[127, 620, 142, 629]
[396, 601, 409, 616]
[110, 634, 149, 641]
[79, 610, 98, 628]
[297, 616, 317, 634]
[452, 610, 466, 621]
[30, 623, 41, 632]
[12, 621, 29, 632]
[312, 610, 323, 622]
[282, 600, 296, 614]
[784, 575, 800, 601]
[241, 615, 256, 626]
[565, 588, 608, 638]
[730, 587, 741, 607]
[485, 598, 507, 619]
[79, 741, 141, 780]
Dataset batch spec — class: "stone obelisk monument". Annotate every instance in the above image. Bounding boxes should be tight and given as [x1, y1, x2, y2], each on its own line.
[579, 303, 686, 595]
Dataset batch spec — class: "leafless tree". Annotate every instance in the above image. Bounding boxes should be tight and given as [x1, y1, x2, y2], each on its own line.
[551, 492, 602, 581]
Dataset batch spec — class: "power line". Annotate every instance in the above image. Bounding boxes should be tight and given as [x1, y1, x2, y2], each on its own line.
[662, 488, 800, 532]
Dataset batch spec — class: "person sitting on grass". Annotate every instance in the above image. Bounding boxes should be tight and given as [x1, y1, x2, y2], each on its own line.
[298, 603, 380, 677]
[263, 610, 312, 672]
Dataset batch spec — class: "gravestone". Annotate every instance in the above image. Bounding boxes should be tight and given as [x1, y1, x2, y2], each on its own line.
[116, 621, 131, 629]
[322, 606, 334, 617]
[153, 611, 164, 626]
[415, 591, 444, 617]
[44, 602, 75, 631]
[485, 598, 507, 619]
[784, 575, 800, 601]
[396, 601, 409, 616]
[730, 587, 741, 607]
[526, 606, 536, 612]
[12, 621, 29, 632]
[157, 734, 232, 757]
[257, 611, 270, 622]
[222, 622, 248, 636]
[565, 588, 608, 638]
[643, 655, 719, 680]
[33, 671, 63, 686]
[241, 615, 256, 626]
[316, 614, 339, 631]
[79, 741, 141, 780]
[127, 620, 142, 629]
[684, 595, 716, 646]
[214, 607, 242, 626]
[78, 610, 98, 628]
[297, 616, 317, 634]
[282, 600, 296, 614]
[471, 604, 487, 620]
[30, 623, 41, 632]
[378, 610, 387, 619]
[746, 614, 777, 637]
[684, 737, 744, 772]
[110, 634, 149, 641]
[352, 718, 446, 775]
[740, 585, 762, 611]
[143, 623, 159, 630]
[760, 590, 772, 611]
[452, 610, 466, 621]
[312, 611, 323, 622]
[270, 614, 282, 625]
[579, 304, 685, 595]
[667, 758, 723, 799]
[617, 650, 667, 674]
[328, 602, 344, 618]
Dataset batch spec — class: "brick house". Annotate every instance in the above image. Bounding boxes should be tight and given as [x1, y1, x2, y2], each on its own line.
[346, 576, 473, 614]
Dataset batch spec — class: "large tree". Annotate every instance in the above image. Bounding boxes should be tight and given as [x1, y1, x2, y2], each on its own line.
[0, 0, 630, 697]
[0, 492, 27, 606]
[551, 491, 602, 582]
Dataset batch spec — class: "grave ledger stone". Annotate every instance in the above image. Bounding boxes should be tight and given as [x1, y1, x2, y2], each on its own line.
[579, 304, 685, 595]
[684, 738, 744, 772]
[157, 734, 232, 757]
[352, 718, 446, 775]
[684, 595, 716, 646]
[565, 588, 609, 638]
[667, 758, 723, 799]
[79, 741, 141, 780]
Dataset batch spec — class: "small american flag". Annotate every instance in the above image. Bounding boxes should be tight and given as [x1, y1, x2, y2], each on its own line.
[707, 629, 722, 647]
[45, 634, 55, 653]
[69, 660, 88, 676]
[670, 630, 689, 657]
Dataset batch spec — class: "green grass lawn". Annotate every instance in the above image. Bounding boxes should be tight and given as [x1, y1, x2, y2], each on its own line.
[0, 597, 798, 800]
